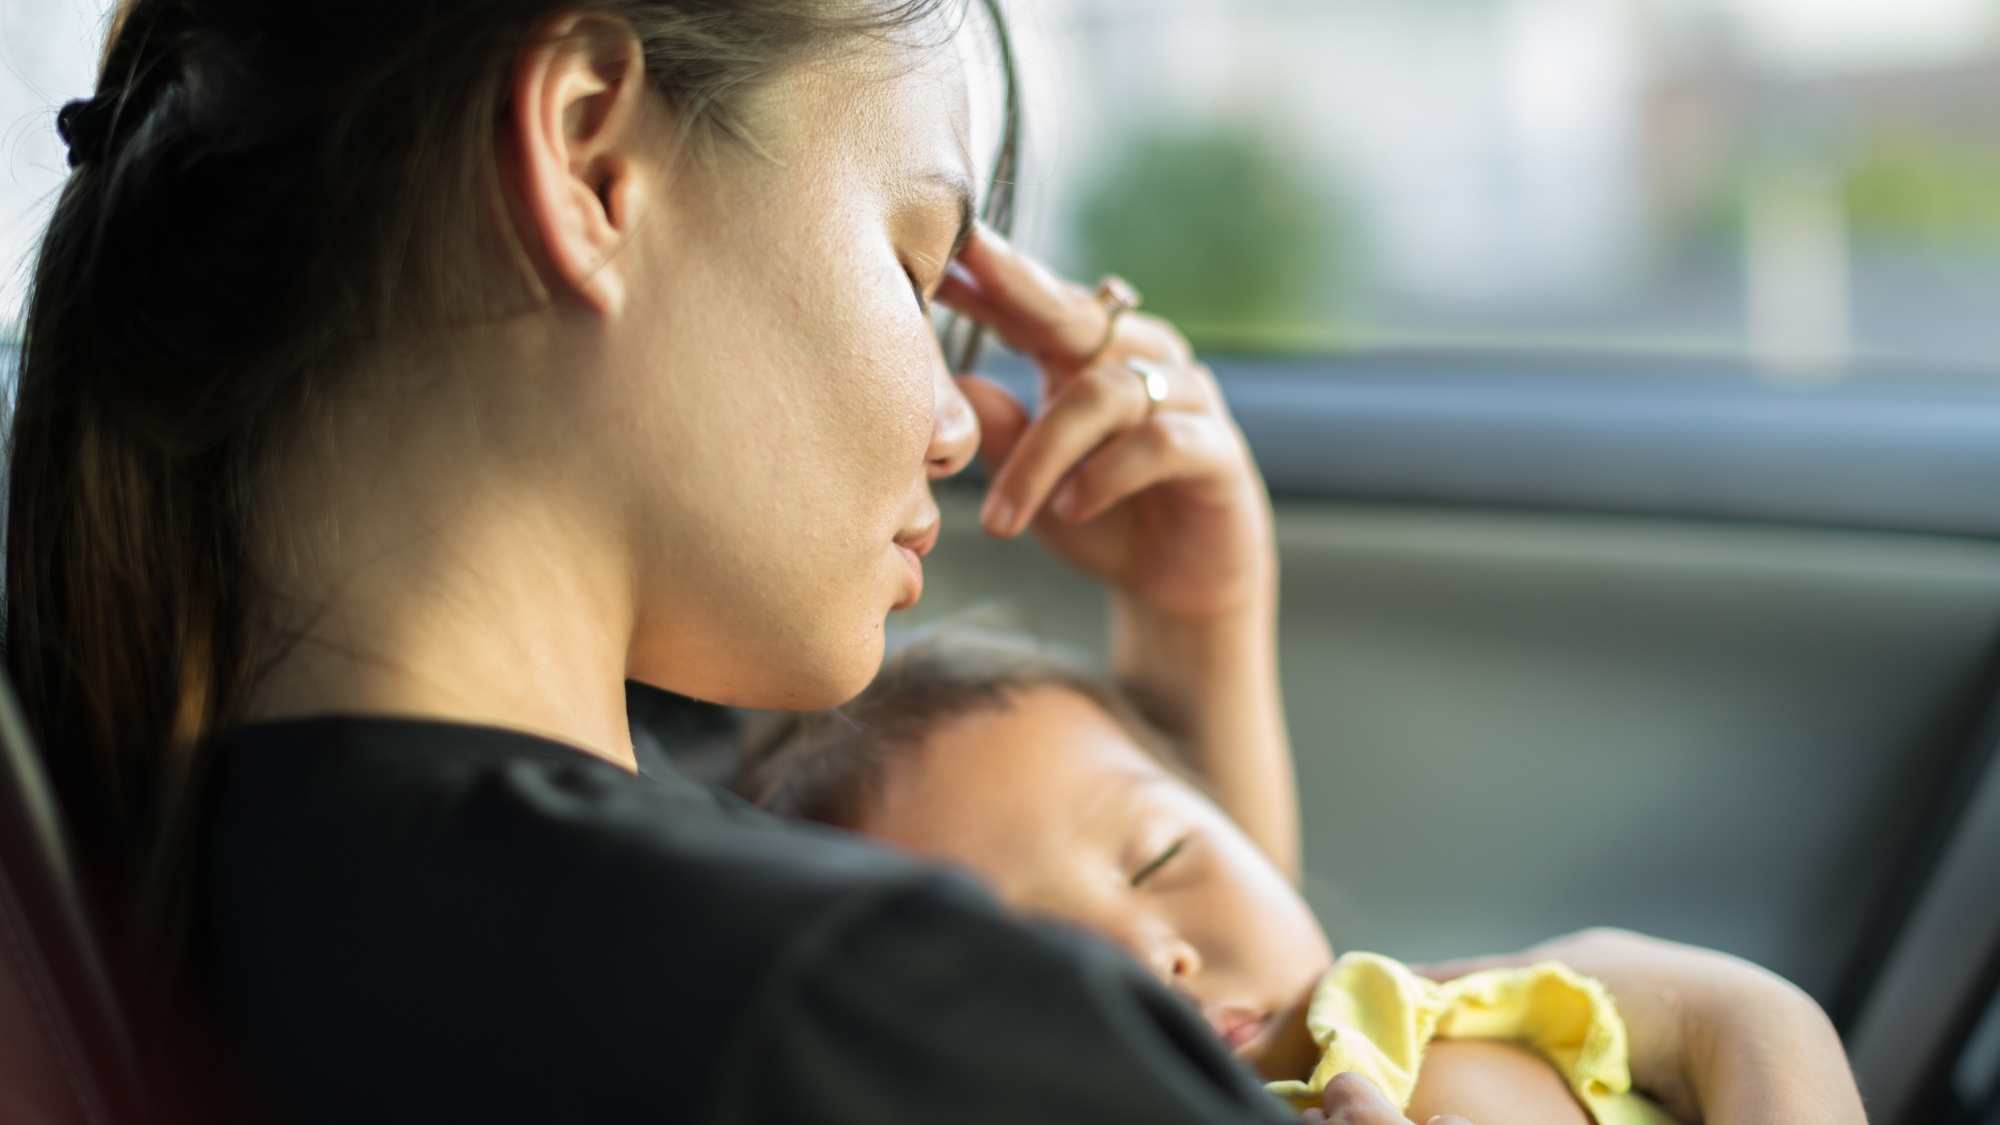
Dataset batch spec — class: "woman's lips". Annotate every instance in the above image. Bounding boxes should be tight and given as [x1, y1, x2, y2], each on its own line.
[892, 542, 925, 609]
[890, 523, 937, 611]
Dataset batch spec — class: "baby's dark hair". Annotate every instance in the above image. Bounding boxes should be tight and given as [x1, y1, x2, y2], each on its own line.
[735, 624, 1186, 829]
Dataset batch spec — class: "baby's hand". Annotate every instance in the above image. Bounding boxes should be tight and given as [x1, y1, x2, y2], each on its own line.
[1304, 1073, 1472, 1125]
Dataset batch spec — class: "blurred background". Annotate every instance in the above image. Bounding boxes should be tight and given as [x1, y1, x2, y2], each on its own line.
[994, 0, 2000, 375]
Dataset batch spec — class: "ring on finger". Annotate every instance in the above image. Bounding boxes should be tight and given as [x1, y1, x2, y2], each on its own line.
[1128, 357, 1171, 418]
[1086, 275, 1142, 363]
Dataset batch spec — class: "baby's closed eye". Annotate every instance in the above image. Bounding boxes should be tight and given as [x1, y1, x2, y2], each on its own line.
[1129, 825, 1210, 891]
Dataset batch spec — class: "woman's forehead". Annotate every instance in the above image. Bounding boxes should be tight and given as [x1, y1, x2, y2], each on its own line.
[756, 31, 971, 180]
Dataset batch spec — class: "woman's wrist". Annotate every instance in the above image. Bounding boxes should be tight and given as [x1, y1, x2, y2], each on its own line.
[1108, 586, 1276, 722]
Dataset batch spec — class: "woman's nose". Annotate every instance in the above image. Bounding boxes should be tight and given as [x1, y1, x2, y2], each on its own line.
[927, 366, 980, 479]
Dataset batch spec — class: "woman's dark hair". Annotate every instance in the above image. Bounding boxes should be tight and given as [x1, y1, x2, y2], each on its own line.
[736, 624, 1187, 829]
[6, 0, 1019, 984]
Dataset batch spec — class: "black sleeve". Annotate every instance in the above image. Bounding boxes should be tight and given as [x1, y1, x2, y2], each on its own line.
[718, 875, 1296, 1124]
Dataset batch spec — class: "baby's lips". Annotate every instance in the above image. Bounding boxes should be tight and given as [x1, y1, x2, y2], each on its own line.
[1205, 1005, 1272, 1053]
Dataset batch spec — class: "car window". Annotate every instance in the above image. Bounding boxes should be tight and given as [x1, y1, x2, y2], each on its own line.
[1004, 0, 2000, 377]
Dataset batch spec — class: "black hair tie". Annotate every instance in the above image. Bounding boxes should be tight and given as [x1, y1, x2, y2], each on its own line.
[56, 97, 117, 169]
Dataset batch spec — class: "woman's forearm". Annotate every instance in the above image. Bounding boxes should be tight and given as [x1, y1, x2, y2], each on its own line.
[1108, 588, 1301, 880]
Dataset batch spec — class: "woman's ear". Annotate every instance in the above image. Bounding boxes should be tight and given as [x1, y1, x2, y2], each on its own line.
[508, 13, 656, 317]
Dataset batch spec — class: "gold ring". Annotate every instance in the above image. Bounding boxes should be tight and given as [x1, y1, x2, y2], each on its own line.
[1128, 357, 1171, 417]
[1086, 275, 1142, 363]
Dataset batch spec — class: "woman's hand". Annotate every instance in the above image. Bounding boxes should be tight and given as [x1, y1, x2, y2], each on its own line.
[936, 225, 1274, 623]
[1305, 1073, 1472, 1125]
[936, 225, 1301, 876]
[1418, 929, 1867, 1125]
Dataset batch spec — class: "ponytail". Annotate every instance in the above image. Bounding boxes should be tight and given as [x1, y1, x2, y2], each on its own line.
[6, 0, 339, 982]
[6, 140, 253, 987]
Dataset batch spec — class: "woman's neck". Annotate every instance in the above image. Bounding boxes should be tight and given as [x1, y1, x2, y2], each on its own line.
[242, 337, 641, 772]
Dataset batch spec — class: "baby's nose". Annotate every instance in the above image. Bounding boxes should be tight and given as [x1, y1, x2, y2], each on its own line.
[1153, 935, 1203, 984]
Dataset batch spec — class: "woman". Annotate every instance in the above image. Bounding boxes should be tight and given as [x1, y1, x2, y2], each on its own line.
[7, 1, 1861, 1122]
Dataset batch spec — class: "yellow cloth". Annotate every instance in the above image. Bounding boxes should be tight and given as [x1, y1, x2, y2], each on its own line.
[1266, 952, 1678, 1125]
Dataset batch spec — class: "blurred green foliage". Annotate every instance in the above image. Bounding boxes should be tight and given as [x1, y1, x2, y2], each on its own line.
[1072, 122, 1346, 352]
[1842, 136, 2000, 249]
[1678, 132, 2000, 256]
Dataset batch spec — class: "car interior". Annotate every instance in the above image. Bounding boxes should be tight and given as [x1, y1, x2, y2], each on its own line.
[4, 0, 1998, 1122]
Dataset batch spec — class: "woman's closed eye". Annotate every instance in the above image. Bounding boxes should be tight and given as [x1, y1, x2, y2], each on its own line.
[904, 249, 948, 313]
[1130, 834, 1190, 888]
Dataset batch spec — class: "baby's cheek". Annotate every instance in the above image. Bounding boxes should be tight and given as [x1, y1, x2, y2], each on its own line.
[1213, 844, 1331, 969]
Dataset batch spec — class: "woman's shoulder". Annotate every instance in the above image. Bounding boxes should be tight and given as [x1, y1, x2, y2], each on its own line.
[201, 713, 927, 922]
[196, 715, 963, 1118]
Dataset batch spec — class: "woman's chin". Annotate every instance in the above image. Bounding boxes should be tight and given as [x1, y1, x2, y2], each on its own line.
[793, 624, 892, 711]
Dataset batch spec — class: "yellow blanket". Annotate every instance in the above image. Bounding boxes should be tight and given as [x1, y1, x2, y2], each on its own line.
[1266, 952, 1677, 1125]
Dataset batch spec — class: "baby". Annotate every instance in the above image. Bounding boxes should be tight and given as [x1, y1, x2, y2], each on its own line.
[738, 627, 1672, 1125]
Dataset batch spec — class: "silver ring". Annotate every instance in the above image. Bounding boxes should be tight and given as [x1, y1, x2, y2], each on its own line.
[1128, 358, 1171, 417]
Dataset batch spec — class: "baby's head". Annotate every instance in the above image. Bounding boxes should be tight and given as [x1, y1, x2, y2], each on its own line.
[738, 628, 1331, 1073]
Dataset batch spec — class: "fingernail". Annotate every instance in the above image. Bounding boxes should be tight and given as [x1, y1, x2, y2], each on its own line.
[982, 496, 1015, 536]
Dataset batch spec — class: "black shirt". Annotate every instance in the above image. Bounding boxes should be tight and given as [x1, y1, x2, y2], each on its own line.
[196, 717, 1295, 1123]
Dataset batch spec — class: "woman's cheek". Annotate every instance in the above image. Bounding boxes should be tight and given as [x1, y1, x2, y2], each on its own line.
[871, 304, 947, 470]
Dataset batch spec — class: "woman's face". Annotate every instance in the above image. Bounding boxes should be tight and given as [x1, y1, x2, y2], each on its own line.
[605, 34, 980, 710]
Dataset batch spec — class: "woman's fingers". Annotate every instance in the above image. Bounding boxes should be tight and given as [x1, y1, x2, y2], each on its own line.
[979, 360, 1204, 537]
[1049, 413, 1228, 524]
[941, 226, 1106, 361]
[956, 374, 1031, 472]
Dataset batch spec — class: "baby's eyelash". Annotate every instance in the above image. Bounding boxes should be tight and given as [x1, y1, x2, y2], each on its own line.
[1130, 835, 1188, 888]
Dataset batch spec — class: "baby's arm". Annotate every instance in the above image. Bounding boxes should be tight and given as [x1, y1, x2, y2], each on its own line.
[1112, 596, 1300, 880]
[1405, 1041, 1593, 1125]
